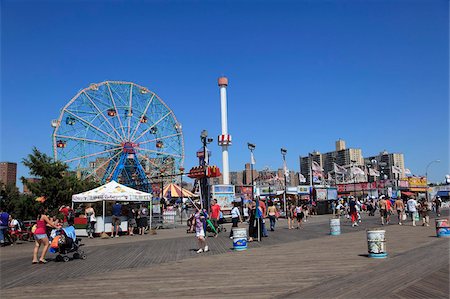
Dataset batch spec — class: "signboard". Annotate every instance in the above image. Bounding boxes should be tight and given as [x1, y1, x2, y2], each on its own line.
[211, 185, 235, 211]
[327, 188, 338, 200]
[337, 182, 377, 192]
[408, 177, 427, 187]
[297, 186, 310, 194]
[257, 186, 277, 196]
[316, 189, 327, 201]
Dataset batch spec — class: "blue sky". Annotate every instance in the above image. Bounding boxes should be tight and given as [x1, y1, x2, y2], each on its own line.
[1, 0, 449, 188]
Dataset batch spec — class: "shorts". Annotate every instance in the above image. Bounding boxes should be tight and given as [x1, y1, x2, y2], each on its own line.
[380, 209, 387, 218]
[34, 234, 48, 240]
[128, 218, 137, 227]
[138, 217, 148, 228]
[112, 215, 121, 226]
[196, 229, 205, 238]
[296, 213, 304, 221]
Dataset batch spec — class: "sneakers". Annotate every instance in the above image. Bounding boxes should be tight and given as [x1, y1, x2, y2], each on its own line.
[413, 223, 416, 227]
[115, 235, 119, 238]
[110, 235, 114, 238]
[196, 248, 204, 254]
[399, 222, 402, 225]
[204, 246, 209, 252]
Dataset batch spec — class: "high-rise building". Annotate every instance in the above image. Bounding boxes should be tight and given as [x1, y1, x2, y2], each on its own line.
[365, 151, 405, 180]
[299, 141, 364, 184]
[0, 162, 17, 187]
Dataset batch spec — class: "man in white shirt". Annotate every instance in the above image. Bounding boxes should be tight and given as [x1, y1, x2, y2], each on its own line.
[406, 197, 418, 226]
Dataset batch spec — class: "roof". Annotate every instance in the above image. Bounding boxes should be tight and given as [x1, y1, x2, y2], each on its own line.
[162, 183, 198, 198]
[72, 181, 152, 202]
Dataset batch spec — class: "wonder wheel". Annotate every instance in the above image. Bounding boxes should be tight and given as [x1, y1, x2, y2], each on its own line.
[51, 81, 184, 192]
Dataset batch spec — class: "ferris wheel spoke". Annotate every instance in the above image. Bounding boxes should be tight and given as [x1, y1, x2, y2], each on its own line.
[135, 147, 182, 158]
[64, 110, 122, 144]
[133, 111, 172, 143]
[130, 94, 155, 141]
[127, 83, 133, 140]
[55, 134, 119, 147]
[138, 132, 182, 146]
[63, 147, 121, 163]
[83, 91, 125, 142]
[106, 82, 127, 139]
[84, 150, 122, 180]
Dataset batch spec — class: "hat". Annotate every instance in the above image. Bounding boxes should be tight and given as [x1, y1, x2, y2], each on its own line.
[379, 195, 385, 199]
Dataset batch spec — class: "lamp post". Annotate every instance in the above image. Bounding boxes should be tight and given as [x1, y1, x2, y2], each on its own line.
[247, 143, 256, 201]
[281, 148, 288, 216]
[425, 160, 440, 202]
[200, 130, 214, 211]
[179, 166, 185, 224]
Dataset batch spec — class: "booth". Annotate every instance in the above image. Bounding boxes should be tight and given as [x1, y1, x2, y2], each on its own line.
[72, 181, 152, 236]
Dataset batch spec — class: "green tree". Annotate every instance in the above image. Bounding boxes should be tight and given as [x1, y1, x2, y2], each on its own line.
[0, 183, 38, 220]
[21, 147, 99, 215]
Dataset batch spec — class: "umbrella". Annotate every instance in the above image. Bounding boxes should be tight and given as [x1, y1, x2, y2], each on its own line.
[162, 183, 197, 198]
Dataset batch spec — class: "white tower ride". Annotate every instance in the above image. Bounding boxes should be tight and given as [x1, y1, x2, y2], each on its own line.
[217, 77, 231, 185]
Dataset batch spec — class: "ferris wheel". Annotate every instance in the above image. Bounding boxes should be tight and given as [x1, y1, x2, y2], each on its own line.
[51, 81, 184, 192]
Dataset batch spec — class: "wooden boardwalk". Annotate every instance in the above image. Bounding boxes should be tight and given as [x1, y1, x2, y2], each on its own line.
[0, 211, 448, 298]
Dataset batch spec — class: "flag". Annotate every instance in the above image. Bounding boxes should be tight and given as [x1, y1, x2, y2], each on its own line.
[283, 160, 290, 183]
[299, 173, 306, 183]
[312, 161, 323, 171]
[392, 165, 402, 174]
[250, 151, 256, 165]
[404, 168, 412, 177]
[369, 168, 380, 176]
[333, 163, 347, 174]
[350, 166, 365, 176]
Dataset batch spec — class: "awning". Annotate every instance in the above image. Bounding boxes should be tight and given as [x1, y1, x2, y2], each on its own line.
[401, 191, 415, 197]
[436, 191, 450, 197]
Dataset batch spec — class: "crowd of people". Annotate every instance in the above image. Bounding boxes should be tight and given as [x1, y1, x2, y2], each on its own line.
[330, 195, 444, 227]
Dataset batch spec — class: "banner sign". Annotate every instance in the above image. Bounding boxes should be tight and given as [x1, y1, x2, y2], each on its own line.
[327, 188, 338, 200]
[297, 186, 310, 194]
[211, 185, 235, 211]
[337, 182, 377, 192]
[316, 189, 327, 201]
[408, 177, 427, 187]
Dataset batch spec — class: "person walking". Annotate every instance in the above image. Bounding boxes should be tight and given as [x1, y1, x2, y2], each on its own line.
[194, 209, 208, 253]
[229, 201, 242, 238]
[111, 201, 122, 237]
[394, 198, 405, 225]
[0, 207, 10, 246]
[378, 195, 387, 225]
[32, 207, 59, 264]
[419, 199, 431, 227]
[434, 196, 442, 217]
[267, 201, 277, 231]
[287, 203, 295, 230]
[209, 200, 221, 237]
[84, 204, 96, 238]
[295, 203, 303, 229]
[406, 197, 418, 226]
[349, 197, 358, 227]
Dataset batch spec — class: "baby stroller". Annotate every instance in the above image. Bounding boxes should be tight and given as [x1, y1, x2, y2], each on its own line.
[50, 226, 86, 262]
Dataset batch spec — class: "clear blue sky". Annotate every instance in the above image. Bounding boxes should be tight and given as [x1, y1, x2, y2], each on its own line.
[1, 0, 448, 188]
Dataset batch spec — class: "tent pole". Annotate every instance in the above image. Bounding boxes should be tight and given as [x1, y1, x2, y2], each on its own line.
[103, 200, 106, 233]
[149, 199, 152, 230]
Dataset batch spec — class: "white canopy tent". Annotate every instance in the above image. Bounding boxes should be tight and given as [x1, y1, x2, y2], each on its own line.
[72, 180, 152, 233]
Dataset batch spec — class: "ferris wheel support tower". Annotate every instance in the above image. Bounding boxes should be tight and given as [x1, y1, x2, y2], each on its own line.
[217, 77, 231, 185]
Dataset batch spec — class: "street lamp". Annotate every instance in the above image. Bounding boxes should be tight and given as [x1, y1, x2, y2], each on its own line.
[247, 143, 256, 201]
[425, 160, 440, 201]
[281, 148, 288, 216]
[200, 130, 213, 211]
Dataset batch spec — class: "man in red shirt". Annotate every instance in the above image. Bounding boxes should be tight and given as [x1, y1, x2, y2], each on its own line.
[210, 200, 221, 236]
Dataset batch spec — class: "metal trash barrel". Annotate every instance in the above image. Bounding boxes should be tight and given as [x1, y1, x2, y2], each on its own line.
[367, 230, 387, 258]
[329, 218, 340, 235]
[435, 218, 450, 238]
[232, 228, 247, 251]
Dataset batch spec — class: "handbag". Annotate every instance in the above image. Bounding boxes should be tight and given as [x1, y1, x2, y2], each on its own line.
[401, 213, 407, 221]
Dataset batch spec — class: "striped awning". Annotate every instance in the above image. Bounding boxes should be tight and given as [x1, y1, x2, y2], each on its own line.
[162, 183, 197, 198]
